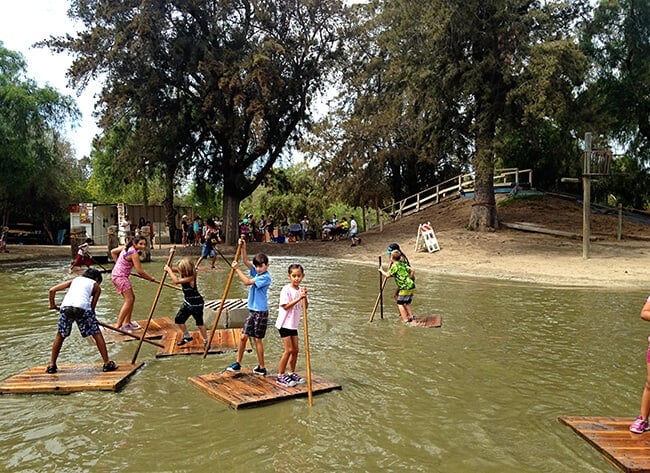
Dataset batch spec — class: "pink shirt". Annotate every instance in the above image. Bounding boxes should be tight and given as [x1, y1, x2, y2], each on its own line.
[275, 284, 304, 330]
[111, 248, 137, 278]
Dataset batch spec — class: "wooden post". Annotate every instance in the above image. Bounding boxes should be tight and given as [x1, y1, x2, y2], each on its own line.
[302, 297, 313, 407]
[131, 246, 176, 364]
[583, 132, 592, 260]
[617, 203, 623, 241]
[202, 239, 244, 358]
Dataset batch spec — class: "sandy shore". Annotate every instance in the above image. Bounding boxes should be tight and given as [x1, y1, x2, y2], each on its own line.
[2, 196, 649, 289]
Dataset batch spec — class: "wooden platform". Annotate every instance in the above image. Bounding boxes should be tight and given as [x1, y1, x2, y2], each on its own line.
[412, 314, 442, 328]
[155, 329, 251, 357]
[0, 362, 144, 394]
[189, 370, 342, 409]
[102, 317, 176, 343]
[560, 416, 650, 472]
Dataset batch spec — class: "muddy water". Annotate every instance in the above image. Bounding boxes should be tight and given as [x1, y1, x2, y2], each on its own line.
[0, 256, 646, 472]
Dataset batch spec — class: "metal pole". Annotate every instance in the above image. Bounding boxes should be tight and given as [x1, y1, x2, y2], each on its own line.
[582, 133, 592, 260]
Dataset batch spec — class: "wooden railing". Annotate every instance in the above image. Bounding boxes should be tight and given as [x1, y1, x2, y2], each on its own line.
[374, 168, 532, 227]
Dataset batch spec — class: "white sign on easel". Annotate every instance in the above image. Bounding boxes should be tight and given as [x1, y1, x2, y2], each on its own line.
[415, 222, 440, 253]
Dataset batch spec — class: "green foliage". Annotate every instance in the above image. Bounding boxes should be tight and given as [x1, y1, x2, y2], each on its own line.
[0, 42, 81, 232]
[594, 155, 650, 209]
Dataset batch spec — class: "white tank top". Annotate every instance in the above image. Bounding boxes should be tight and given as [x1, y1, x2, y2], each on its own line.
[61, 276, 96, 310]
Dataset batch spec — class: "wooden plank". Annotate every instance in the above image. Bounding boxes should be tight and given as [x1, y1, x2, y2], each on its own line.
[155, 329, 251, 357]
[412, 314, 442, 328]
[102, 317, 176, 344]
[560, 416, 650, 473]
[189, 370, 342, 409]
[0, 362, 144, 394]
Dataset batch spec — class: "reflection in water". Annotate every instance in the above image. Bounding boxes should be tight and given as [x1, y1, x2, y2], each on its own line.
[0, 255, 645, 472]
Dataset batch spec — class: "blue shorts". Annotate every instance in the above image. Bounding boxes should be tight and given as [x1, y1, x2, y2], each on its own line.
[201, 245, 216, 258]
[243, 310, 268, 339]
[58, 307, 101, 338]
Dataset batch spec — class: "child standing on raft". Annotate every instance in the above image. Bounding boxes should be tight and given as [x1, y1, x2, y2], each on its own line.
[227, 239, 272, 375]
[110, 235, 156, 330]
[275, 263, 308, 387]
[46, 268, 117, 374]
[379, 249, 416, 324]
[164, 257, 208, 346]
[630, 297, 650, 433]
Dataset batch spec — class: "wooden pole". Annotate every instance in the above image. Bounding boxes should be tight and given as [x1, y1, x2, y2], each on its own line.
[302, 297, 313, 407]
[369, 277, 389, 323]
[97, 320, 164, 348]
[583, 132, 592, 260]
[131, 246, 176, 364]
[379, 256, 384, 320]
[131, 271, 181, 291]
[202, 239, 244, 358]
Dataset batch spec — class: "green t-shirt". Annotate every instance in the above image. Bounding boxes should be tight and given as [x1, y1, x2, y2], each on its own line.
[389, 261, 415, 295]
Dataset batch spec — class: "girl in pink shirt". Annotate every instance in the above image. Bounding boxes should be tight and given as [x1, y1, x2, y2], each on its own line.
[110, 236, 155, 330]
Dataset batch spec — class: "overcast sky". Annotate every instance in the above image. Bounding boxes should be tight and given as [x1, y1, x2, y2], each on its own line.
[0, 0, 99, 159]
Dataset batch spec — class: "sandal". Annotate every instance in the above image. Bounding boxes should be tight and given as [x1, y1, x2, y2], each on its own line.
[102, 360, 118, 372]
[46, 364, 58, 374]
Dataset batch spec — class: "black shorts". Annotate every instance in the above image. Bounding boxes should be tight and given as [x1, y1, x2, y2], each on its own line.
[175, 302, 205, 325]
[278, 327, 298, 338]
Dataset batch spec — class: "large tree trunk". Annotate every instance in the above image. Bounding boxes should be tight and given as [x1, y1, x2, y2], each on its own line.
[222, 193, 241, 245]
[468, 126, 498, 231]
[162, 168, 177, 244]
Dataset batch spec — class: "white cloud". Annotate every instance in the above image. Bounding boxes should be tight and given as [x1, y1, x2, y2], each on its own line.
[0, 0, 100, 159]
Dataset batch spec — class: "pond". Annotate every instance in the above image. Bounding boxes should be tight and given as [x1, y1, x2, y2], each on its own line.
[0, 255, 646, 472]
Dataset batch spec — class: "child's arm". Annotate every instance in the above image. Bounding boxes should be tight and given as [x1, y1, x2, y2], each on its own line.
[280, 287, 308, 310]
[239, 238, 253, 269]
[131, 252, 155, 281]
[110, 245, 124, 263]
[641, 300, 650, 321]
[48, 280, 73, 310]
[164, 265, 193, 285]
[90, 283, 101, 311]
[379, 267, 391, 278]
[232, 261, 254, 286]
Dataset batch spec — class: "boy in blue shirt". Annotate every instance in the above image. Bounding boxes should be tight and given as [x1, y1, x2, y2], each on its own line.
[227, 240, 272, 375]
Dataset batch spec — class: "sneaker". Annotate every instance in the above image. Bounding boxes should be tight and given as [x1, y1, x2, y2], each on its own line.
[252, 366, 267, 376]
[226, 362, 241, 372]
[276, 374, 297, 387]
[102, 361, 118, 372]
[177, 335, 193, 346]
[288, 372, 306, 384]
[46, 364, 58, 374]
[630, 416, 650, 434]
[122, 323, 140, 331]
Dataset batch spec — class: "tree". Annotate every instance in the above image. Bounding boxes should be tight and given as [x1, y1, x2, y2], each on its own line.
[0, 42, 80, 234]
[46, 0, 347, 244]
[580, 0, 650, 156]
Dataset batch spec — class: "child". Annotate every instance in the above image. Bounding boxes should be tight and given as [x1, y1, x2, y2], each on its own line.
[195, 218, 221, 270]
[227, 239, 272, 375]
[630, 297, 650, 433]
[110, 235, 156, 330]
[275, 264, 308, 387]
[164, 257, 208, 346]
[70, 238, 94, 272]
[46, 268, 118, 374]
[379, 249, 416, 323]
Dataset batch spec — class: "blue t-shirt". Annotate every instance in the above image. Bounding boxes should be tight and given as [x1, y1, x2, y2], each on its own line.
[247, 267, 271, 312]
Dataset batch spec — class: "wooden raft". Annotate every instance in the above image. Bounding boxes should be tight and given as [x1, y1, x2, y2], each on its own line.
[155, 329, 251, 357]
[189, 370, 342, 409]
[412, 314, 442, 328]
[560, 416, 650, 472]
[102, 317, 176, 344]
[0, 362, 144, 394]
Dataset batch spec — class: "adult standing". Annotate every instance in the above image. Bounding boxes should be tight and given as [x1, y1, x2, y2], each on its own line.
[349, 215, 361, 246]
[300, 215, 310, 241]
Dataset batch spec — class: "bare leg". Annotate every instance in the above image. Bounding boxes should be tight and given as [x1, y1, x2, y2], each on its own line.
[288, 336, 299, 373]
[235, 334, 250, 364]
[278, 336, 293, 374]
[49, 332, 64, 367]
[91, 332, 111, 363]
[253, 337, 265, 368]
[116, 289, 135, 327]
[640, 361, 650, 420]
